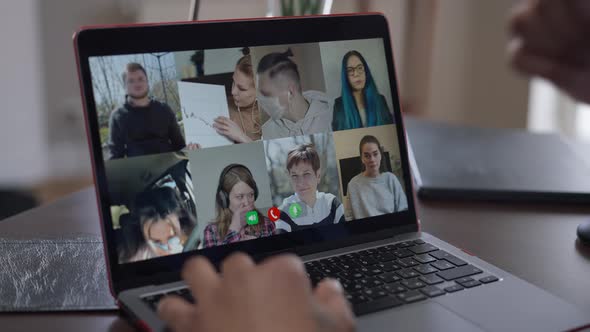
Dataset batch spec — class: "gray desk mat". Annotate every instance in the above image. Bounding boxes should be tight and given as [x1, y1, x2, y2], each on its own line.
[0, 235, 117, 312]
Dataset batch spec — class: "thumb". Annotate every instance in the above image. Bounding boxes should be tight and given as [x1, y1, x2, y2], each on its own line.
[509, 38, 590, 104]
[158, 296, 196, 332]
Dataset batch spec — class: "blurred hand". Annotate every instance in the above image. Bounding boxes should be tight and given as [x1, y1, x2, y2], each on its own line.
[213, 116, 253, 143]
[228, 204, 252, 233]
[158, 253, 355, 332]
[508, 0, 590, 103]
[186, 143, 201, 150]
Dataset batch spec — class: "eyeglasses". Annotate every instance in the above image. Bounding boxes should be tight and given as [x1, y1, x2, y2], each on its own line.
[150, 236, 181, 251]
[346, 64, 365, 76]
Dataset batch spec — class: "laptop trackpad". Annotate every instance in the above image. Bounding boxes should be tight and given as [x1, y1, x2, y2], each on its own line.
[357, 301, 484, 332]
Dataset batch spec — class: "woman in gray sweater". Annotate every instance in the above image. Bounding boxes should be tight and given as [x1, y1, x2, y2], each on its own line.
[346, 135, 408, 220]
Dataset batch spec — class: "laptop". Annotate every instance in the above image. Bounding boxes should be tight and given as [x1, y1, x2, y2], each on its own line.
[406, 116, 590, 203]
[74, 14, 590, 332]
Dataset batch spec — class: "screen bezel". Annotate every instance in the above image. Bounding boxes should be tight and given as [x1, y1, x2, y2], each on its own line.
[74, 13, 419, 295]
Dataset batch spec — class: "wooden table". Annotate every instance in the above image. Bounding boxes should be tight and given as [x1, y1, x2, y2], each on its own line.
[1, 187, 589, 331]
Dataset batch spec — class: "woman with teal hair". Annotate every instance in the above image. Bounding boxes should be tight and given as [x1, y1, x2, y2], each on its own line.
[332, 50, 393, 131]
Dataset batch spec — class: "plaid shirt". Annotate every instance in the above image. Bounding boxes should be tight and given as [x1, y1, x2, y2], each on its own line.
[203, 215, 276, 248]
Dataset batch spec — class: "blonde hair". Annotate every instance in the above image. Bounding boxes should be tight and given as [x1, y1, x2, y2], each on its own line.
[141, 214, 187, 254]
[236, 47, 253, 80]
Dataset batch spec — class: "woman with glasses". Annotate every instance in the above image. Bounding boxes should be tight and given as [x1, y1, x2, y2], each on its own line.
[332, 50, 394, 131]
[124, 187, 197, 262]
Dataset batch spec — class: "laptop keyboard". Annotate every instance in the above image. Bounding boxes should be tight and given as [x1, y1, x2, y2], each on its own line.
[142, 287, 195, 311]
[141, 240, 499, 316]
[305, 240, 499, 315]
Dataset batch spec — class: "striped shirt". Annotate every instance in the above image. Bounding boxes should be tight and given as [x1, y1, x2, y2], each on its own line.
[275, 191, 345, 233]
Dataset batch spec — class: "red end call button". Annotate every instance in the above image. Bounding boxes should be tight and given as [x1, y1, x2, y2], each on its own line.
[268, 207, 280, 222]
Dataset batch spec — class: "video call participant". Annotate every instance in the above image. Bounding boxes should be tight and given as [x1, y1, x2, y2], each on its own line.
[256, 49, 333, 139]
[211, 48, 262, 143]
[346, 135, 407, 220]
[108, 62, 186, 159]
[275, 144, 345, 233]
[203, 164, 275, 247]
[332, 50, 393, 131]
[122, 187, 197, 263]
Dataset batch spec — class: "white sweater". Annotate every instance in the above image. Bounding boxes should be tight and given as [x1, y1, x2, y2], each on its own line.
[346, 172, 408, 220]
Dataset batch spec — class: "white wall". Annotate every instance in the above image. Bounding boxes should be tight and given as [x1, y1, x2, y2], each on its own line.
[0, 0, 48, 185]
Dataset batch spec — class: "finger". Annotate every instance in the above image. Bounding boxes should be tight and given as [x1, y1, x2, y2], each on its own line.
[510, 39, 572, 81]
[509, 43, 590, 103]
[157, 296, 196, 332]
[215, 126, 229, 134]
[537, 0, 584, 44]
[213, 122, 229, 131]
[224, 117, 237, 126]
[508, 0, 533, 35]
[181, 256, 220, 301]
[215, 117, 232, 126]
[220, 252, 256, 278]
[259, 254, 309, 287]
[313, 279, 356, 331]
[187, 143, 201, 151]
[534, 0, 588, 65]
[215, 130, 231, 139]
[563, 0, 590, 28]
[509, 1, 569, 60]
[314, 279, 351, 313]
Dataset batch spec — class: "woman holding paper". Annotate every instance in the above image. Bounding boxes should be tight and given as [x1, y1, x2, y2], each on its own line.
[213, 48, 262, 143]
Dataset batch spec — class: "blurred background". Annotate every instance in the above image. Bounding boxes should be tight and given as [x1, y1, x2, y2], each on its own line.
[2, 0, 589, 220]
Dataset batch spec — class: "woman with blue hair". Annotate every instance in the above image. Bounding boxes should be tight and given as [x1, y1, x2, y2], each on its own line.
[332, 50, 393, 131]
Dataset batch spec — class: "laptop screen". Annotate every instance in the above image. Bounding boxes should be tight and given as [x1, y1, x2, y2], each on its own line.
[87, 36, 411, 265]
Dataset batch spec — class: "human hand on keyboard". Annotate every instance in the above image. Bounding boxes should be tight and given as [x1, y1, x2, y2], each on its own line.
[157, 252, 355, 332]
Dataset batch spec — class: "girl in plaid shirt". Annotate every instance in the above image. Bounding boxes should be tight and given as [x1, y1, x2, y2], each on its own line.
[203, 164, 275, 248]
